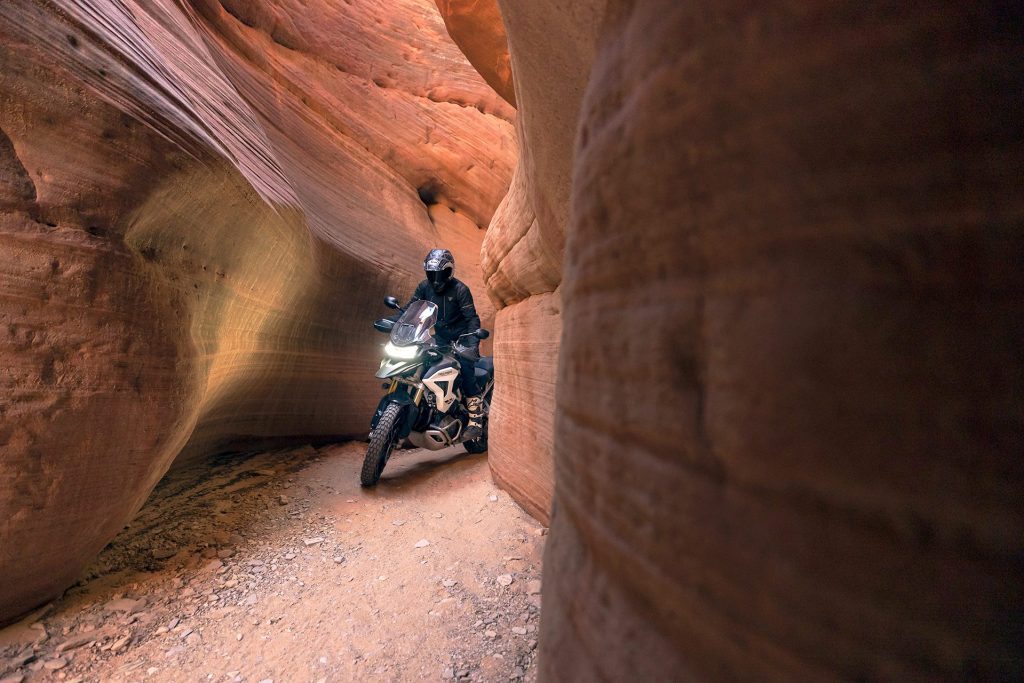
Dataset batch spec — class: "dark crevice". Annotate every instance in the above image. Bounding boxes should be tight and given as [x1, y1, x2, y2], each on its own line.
[417, 182, 440, 206]
[0, 126, 38, 208]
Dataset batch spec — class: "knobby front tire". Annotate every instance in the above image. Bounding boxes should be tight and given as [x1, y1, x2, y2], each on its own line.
[360, 402, 402, 487]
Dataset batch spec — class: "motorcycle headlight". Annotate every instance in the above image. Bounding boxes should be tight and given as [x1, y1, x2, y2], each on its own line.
[384, 341, 419, 360]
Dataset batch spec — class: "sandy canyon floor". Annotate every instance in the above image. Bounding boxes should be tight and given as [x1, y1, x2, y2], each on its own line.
[0, 443, 546, 683]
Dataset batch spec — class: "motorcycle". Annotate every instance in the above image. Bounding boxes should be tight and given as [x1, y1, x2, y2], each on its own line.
[361, 296, 494, 486]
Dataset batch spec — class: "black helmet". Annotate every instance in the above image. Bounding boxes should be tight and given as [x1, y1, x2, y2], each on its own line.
[424, 248, 455, 293]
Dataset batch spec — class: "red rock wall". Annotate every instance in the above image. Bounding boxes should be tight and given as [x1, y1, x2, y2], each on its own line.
[540, 1, 1024, 680]
[433, 0, 515, 107]
[471, 1, 606, 523]
[0, 0, 513, 622]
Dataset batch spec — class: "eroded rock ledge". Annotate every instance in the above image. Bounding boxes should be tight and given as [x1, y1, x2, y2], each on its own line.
[0, 0, 514, 622]
[444, 0, 1023, 679]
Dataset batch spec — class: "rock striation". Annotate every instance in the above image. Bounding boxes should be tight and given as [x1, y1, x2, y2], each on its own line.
[529, 2, 1023, 681]
[433, 0, 515, 107]
[0, 0, 513, 623]
[469, 1, 605, 523]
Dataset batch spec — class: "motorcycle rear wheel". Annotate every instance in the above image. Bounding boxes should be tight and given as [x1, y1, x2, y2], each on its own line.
[361, 402, 401, 487]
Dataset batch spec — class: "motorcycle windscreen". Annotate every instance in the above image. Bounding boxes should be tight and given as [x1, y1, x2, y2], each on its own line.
[390, 300, 438, 345]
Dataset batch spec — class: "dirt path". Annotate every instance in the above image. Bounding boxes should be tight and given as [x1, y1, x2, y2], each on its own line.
[0, 443, 546, 683]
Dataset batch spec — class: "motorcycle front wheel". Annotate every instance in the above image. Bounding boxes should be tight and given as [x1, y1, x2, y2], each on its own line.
[360, 402, 402, 487]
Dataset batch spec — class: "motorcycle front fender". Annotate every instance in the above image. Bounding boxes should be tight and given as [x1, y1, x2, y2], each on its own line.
[370, 393, 420, 438]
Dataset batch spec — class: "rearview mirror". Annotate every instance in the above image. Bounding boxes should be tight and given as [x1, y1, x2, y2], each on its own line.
[374, 319, 396, 333]
[474, 328, 490, 340]
[384, 296, 401, 310]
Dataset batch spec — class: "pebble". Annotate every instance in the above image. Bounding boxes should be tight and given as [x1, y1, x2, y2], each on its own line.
[484, 630, 497, 639]
[333, 556, 345, 564]
[110, 635, 131, 652]
[496, 574, 514, 586]
[488, 495, 498, 502]
[535, 527, 548, 536]
[511, 626, 527, 635]
[168, 618, 180, 630]
[284, 553, 296, 560]
[56, 631, 100, 652]
[278, 495, 289, 506]
[43, 657, 67, 670]
[236, 633, 244, 641]
[105, 597, 147, 613]
[414, 539, 430, 548]
[147, 667, 159, 676]
[392, 520, 405, 526]
[303, 537, 324, 546]
[442, 579, 457, 588]
[526, 580, 542, 595]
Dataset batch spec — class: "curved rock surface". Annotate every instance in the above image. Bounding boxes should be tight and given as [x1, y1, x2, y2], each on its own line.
[479, 0, 605, 522]
[0, 0, 513, 622]
[433, 0, 515, 107]
[534, 1, 1024, 680]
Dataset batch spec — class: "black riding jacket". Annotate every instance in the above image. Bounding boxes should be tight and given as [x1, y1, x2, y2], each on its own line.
[405, 277, 481, 347]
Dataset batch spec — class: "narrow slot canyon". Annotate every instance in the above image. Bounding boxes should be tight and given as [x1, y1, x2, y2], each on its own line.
[1, 1, 1021, 682]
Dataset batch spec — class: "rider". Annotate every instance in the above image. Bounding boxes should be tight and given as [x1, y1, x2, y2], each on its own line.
[400, 249, 486, 441]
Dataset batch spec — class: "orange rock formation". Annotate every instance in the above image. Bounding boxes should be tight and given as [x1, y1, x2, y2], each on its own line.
[0, 0, 513, 622]
[433, 0, 514, 107]
[2, 0, 1021, 678]
[439, 0, 1023, 678]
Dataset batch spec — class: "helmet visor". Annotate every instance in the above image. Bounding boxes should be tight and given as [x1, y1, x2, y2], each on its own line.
[427, 268, 452, 289]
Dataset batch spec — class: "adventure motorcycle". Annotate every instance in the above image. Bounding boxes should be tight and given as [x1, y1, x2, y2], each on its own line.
[361, 296, 494, 486]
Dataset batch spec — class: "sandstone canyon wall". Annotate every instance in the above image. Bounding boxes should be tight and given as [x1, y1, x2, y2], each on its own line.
[532, 2, 1023, 681]
[432, 0, 514, 107]
[0, 0, 514, 622]
[436, 0, 606, 523]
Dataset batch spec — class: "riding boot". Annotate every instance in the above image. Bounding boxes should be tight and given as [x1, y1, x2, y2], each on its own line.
[463, 394, 485, 442]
